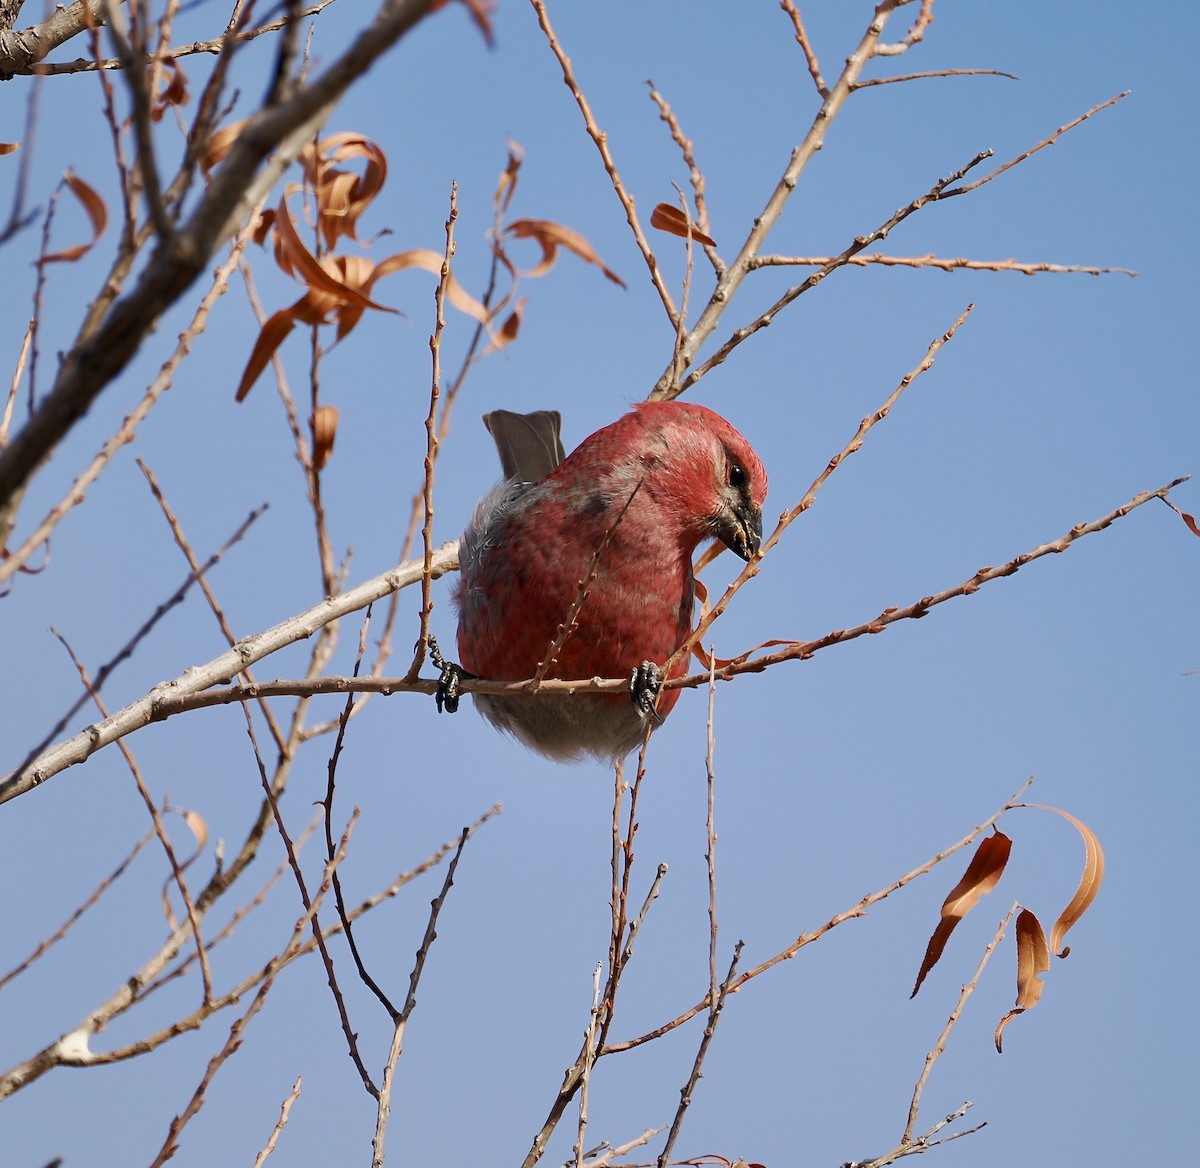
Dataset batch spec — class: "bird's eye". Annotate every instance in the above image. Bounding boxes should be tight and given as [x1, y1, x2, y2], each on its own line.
[728, 462, 746, 489]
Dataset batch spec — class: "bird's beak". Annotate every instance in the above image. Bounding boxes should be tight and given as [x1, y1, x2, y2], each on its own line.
[715, 503, 762, 561]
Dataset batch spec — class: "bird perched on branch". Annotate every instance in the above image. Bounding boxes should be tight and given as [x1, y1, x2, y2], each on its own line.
[437, 401, 767, 762]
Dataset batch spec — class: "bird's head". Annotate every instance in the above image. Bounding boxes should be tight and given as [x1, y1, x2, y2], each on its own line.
[623, 401, 768, 562]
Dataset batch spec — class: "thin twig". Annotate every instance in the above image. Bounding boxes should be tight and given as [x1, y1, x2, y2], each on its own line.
[244, 711, 379, 1098]
[657, 941, 743, 1167]
[146, 811, 359, 1168]
[942, 92, 1131, 198]
[575, 962, 604, 1168]
[854, 67, 1019, 88]
[325, 608, 402, 1023]
[137, 458, 286, 755]
[750, 252, 1137, 277]
[251, 1076, 303, 1168]
[675, 154, 991, 394]
[51, 630, 213, 1004]
[372, 822, 475, 1168]
[528, 0, 678, 327]
[531, 482, 644, 687]
[670, 303, 975, 676]
[602, 778, 1034, 1055]
[899, 905, 1016, 1149]
[646, 83, 719, 275]
[0, 829, 154, 991]
[405, 181, 457, 682]
[650, 0, 908, 396]
[704, 654, 719, 1005]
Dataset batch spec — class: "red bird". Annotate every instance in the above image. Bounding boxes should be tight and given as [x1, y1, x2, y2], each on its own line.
[439, 401, 767, 762]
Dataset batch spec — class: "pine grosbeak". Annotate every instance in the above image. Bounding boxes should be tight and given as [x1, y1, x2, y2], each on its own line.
[439, 401, 767, 762]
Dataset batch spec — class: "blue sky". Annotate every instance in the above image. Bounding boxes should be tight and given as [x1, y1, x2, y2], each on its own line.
[1, 2, 1196, 1166]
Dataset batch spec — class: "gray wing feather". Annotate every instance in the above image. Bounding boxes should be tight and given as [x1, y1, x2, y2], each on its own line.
[483, 409, 564, 483]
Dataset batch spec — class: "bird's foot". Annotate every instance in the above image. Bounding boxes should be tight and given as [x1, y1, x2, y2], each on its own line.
[428, 634, 470, 715]
[629, 661, 664, 724]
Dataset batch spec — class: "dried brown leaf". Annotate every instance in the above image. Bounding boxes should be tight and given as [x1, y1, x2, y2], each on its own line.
[0, 142, 20, 155]
[200, 118, 248, 175]
[40, 171, 107, 264]
[300, 133, 388, 249]
[312, 405, 339, 470]
[495, 143, 524, 214]
[1023, 804, 1104, 958]
[371, 249, 491, 322]
[483, 296, 526, 355]
[912, 831, 1012, 997]
[272, 194, 391, 312]
[432, 0, 496, 45]
[236, 309, 296, 402]
[251, 208, 276, 247]
[150, 59, 189, 122]
[650, 202, 717, 247]
[994, 908, 1051, 1051]
[505, 218, 626, 287]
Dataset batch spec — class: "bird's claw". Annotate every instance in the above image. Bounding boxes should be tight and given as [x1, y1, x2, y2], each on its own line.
[629, 661, 664, 724]
[428, 633, 467, 715]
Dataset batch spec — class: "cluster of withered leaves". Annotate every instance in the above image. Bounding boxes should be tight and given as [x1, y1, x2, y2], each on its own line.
[230, 133, 627, 417]
[910, 804, 1105, 1051]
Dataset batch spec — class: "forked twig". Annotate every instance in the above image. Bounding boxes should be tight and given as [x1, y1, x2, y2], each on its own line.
[603, 778, 1034, 1056]
[528, 0, 678, 327]
[372, 822, 475, 1168]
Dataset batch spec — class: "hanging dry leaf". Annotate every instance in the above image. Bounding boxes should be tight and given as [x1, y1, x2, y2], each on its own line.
[1161, 497, 1200, 538]
[482, 296, 526, 355]
[237, 310, 297, 401]
[369, 249, 491, 322]
[912, 831, 1013, 997]
[272, 193, 392, 312]
[299, 134, 388, 249]
[150, 59, 189, 122]
[431, 0, 496, 45]
[1024, 805, 1104, 958]
[505, 218, 626, 287]
[39, 171, 107, 265]
[200, 118, 248, 175]
[494, 143, 524, 215]
[650, 202, 717, 247]
[994, 908, 1051, 1051]
[312, 405, 339, 470]
[0, 142, 20, 155]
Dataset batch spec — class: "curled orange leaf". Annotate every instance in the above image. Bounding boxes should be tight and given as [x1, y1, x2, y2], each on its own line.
[650, 202, 716, 247]
[272, 193, 392, 313]
[300, 133, 388, 249]
[312, 405, 339, 471]
[912, 831, 1013, 997]
[370, 249, 490, 322]
[0, 142, 20, 155]
[1030, 805, 1105, 958]
[505, 218, 626, 287]
[994, 907, 1051, 1051]
[39, 171, 107, 264]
